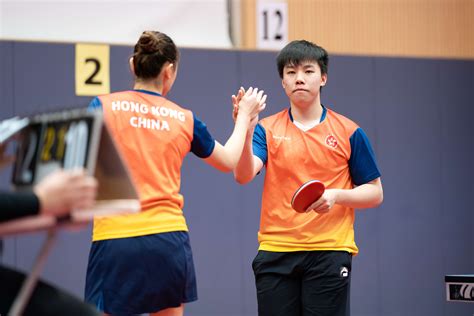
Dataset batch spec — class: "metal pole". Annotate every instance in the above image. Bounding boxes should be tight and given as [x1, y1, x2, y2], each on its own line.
[8, 229, 57, 316]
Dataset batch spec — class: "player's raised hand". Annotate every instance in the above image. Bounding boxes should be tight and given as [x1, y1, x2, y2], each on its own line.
[235, 87, 267, 123]
[231, 87, 245, 122]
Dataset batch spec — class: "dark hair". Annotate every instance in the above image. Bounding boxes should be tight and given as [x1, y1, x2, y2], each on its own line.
[276, 40, 328, 78]
[132, 31, 180, 80]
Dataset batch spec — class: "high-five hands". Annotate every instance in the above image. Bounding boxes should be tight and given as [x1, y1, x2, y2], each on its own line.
[231, 87, 266, 127]
[231, 87, 245, 121]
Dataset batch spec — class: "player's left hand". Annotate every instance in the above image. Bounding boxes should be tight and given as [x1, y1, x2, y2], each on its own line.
[305, 189, 338, 213]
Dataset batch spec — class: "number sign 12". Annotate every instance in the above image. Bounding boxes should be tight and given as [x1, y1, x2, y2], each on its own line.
[75, 43, 110, 96]
[257, 1, 288, 50]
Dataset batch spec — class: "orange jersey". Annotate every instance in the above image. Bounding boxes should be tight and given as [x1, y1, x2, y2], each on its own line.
[89, 90, 215, 241]
[253, 106, 380, 254]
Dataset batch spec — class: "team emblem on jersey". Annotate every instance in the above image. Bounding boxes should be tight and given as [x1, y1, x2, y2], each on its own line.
[325, 135, 338, 149]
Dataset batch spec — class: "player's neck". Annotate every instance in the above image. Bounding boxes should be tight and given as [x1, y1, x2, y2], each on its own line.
[133, 80, 163, 95]
[290, 101, 323, 125]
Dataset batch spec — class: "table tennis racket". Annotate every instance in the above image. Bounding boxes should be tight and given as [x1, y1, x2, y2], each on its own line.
[291, 180, 325, 213]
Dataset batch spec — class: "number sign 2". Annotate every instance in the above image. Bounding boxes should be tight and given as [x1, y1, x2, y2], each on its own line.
[75, 44, 110, 96]
[257, 1, 288, 50]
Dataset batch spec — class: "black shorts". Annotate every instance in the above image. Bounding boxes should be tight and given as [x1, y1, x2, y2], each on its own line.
[252, 250, 352, 316]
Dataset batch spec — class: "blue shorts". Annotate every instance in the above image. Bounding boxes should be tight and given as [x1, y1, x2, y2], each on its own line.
[84, 231, 197, 315]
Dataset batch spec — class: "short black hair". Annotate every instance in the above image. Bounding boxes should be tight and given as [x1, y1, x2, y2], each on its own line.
[276, 40, 328, 78]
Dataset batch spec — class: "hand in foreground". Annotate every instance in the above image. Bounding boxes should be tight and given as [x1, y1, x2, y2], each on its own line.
[0, 142, 15, 170]
[33, 169, 98, 217]
[305, 189, 338, 214]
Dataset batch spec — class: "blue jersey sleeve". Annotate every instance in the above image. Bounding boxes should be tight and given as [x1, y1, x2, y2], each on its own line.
[348, 127, 381, 185]
[88, 97, 102, 111]
[191, 114, 215, 158]
[252, 123, 267, 164]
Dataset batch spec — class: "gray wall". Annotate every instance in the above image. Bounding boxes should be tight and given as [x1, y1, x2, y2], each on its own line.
[1, 41, 473, 316]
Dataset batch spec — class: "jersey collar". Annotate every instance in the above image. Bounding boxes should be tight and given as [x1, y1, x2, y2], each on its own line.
[288, 105, 327, 123]
[133, 89, 162, 97]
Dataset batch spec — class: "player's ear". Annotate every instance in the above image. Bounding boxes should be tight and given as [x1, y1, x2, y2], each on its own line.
[129, 57, 135, 75]
[321, 73, 328, 87]
[282, 79, 285, 89]
[163, 63, 174, 79]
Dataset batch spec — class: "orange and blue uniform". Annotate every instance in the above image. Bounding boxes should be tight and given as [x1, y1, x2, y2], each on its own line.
[253, 105, 380, 254]
[88, 90, 214, 241]
[85, 90, 215, 314]
[251, 105, 381, 316]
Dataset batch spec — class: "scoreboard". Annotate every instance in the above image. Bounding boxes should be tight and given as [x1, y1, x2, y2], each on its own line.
[12, 109, 102, 186]
[10, 108, 137, 201]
